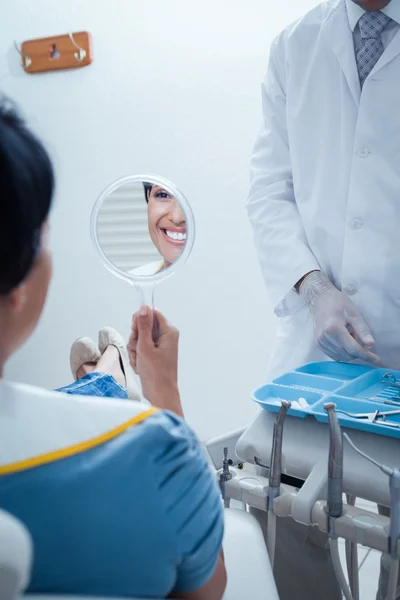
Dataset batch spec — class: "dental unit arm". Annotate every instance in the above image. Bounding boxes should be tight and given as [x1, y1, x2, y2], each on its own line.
[209, 363, 400, 600]
[325, 402, 343, 535]
[389, 470, 400, 559]
[266, 400, 291, 567]
[324, 403, 356, 600]
[268, 400, 291, 507]
[388, 469, 400, 600]
[344, 433, 400, 600]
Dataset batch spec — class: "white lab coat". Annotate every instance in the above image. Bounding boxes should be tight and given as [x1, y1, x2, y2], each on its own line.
[247, 0, 400, 380]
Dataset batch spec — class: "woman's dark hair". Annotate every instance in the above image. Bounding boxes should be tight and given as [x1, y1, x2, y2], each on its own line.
[0, 99, 54, 295]
[143, 182, 152, 203]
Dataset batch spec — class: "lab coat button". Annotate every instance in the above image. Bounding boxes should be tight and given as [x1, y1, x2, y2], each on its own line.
[344, 285, 357, 296]
[358, 147, 370, 158]
[350, 218, 363, 230]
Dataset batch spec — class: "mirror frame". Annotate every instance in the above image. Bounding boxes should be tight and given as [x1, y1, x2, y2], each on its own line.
[91, 173, 195, 287]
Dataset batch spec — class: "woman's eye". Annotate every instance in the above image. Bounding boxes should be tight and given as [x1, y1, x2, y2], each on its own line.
[155, 191, 171, 200]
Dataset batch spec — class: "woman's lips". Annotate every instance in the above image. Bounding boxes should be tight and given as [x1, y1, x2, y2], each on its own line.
[160, 228, 187, 245]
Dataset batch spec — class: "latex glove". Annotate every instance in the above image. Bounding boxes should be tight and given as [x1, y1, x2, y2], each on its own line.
[300, 271, 381, 364]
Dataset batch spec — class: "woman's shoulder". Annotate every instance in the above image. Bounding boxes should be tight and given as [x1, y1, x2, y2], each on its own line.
[0, 379, 179, 469]
[0, 379, 204, 477]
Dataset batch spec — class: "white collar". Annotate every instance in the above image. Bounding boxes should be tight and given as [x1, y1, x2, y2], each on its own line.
[346, 0, 400, 31]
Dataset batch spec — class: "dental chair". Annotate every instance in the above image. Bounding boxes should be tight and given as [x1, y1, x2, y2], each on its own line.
[206, 362, 400, 600]
[222, 507, 279, 598]
[0, 510, 32, 600]
[11, 508, 277, 600]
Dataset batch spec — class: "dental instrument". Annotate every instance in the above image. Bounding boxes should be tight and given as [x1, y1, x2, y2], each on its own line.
[363, 394, 400, 404]
[344, 433, 400, 600]
[335, 408, 400, 422]
[359, 373, 400, 403]
[266, 399, 291, 567]
[382, 373, 400, 388]
[219, 446, 232, 508]
[384, 399, 400, 407]
[325, 403, 343, 532]
[324, 403, 355, 600]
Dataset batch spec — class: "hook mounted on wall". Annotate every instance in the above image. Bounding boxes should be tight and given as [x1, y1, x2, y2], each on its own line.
[14, 31, 92, 74]
[68, 33, 87, 62]
[14, 41, 32, 69]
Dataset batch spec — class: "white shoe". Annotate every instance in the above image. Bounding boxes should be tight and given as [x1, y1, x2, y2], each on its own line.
[98, 327, 142, 402]
[70, 337, 101, 380]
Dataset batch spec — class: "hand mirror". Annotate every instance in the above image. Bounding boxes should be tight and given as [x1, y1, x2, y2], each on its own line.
[91, 174, 195, 309]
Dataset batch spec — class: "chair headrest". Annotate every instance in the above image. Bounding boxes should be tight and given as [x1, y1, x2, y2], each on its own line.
[0, 509, 33, 600]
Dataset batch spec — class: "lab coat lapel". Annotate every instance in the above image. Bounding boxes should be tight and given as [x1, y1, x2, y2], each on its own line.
[321, 1, 361, 106]
[370, 29, 400, 78]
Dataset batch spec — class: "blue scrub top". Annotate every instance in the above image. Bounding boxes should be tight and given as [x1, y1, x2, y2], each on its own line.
[0, 407, 224, 598]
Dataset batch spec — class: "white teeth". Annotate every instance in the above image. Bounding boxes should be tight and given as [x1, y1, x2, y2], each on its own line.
[166, 230, 186, 241]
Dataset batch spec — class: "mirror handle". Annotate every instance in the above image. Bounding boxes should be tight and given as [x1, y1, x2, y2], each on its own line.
[137, 283, 159, 342]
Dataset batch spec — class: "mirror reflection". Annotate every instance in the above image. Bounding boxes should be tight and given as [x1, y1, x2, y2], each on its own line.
[96, 179, 187, 277]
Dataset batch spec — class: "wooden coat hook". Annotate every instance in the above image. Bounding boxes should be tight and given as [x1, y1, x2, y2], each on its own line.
[15, 31, 92, 74]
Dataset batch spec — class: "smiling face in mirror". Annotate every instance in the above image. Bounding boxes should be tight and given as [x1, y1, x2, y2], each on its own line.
[94, 177, 190, 280]
[144, 183, 187, 269]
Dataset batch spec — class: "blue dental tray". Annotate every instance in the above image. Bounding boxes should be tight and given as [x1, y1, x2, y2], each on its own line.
[252, 362, 400, 439]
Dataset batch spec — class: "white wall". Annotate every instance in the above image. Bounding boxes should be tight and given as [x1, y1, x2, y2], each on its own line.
[1, 0, 318, 440]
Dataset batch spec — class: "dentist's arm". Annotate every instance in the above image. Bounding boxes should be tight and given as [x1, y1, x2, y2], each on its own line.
[247, 33, 319, 317]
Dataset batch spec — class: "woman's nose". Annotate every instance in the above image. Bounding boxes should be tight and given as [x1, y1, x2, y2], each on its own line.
[169, 200, 186, 226]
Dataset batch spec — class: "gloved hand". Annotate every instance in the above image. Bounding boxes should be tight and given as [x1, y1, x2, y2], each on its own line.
[299, 271, 381, 364]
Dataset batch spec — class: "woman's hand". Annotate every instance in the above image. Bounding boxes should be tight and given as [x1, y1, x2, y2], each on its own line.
[128, 306, 183, 417]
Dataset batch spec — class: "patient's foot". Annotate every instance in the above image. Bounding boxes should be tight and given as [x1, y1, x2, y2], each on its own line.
[70, 337, 101, 381]
[77, 362, 97, 380]
[98, 327, 141, 401]
[95, 345, 126, 388]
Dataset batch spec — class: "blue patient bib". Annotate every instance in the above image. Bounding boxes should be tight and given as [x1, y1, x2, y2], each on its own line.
[0, 382, 223, 598]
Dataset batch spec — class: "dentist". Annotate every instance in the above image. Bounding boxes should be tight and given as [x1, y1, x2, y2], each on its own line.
[248, 0, 400, 379]
[247, 0, 400, 598]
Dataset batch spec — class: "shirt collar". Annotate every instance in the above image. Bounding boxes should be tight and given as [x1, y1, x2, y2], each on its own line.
[346, 0, 400, 31]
